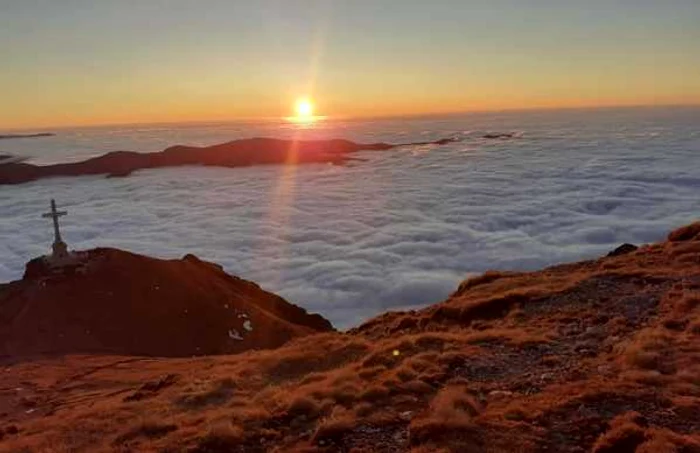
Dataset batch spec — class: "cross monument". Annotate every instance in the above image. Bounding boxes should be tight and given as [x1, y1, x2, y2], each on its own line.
[42, 199, 69, 259]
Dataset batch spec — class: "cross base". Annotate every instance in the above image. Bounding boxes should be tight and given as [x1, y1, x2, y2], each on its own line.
[51, 240, 69, 259]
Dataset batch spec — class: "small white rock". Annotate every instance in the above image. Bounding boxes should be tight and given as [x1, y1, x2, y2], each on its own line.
[488, 390, 513, 398]
[243, 320, 253, 332]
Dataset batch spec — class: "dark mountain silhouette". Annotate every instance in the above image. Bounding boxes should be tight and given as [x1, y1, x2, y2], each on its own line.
[0, 133, 54, 140]
[0, 136, 458, 185]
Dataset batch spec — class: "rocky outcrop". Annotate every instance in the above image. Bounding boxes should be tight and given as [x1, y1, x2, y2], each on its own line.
[0, 248, 332, 357]
[0, 136, 459, 185]
[606, 242, 638, 257]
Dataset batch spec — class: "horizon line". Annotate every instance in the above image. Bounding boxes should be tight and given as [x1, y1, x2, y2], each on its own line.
[5, 102, 700, 132]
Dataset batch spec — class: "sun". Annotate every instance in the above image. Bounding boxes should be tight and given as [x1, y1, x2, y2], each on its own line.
[295, 98, 314, 119]
[288, 97, 322, 124]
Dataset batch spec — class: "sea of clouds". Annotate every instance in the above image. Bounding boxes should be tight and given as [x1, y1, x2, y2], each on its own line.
[2, 107, 699, 329]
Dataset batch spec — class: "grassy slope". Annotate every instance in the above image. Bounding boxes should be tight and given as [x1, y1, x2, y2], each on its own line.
[2, 223, 700, 452]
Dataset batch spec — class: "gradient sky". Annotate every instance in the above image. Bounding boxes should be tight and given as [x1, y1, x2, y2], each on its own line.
[2, 0, 699, 128]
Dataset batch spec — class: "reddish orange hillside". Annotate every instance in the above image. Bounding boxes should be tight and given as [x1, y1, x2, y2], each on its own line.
[1, 223, 699, 452]
[0, 248, 332, 358]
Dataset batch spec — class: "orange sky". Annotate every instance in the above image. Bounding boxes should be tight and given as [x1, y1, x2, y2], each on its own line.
[2, 1, 699, 129]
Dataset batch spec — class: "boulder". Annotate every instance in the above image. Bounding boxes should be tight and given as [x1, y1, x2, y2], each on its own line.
[607, 243, 638, 257]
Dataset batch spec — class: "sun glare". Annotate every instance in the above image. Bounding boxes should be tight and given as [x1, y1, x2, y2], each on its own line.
[295, 98, 314, 120]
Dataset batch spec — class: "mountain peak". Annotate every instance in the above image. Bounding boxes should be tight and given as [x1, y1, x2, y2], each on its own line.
[1, 247, 332, 358]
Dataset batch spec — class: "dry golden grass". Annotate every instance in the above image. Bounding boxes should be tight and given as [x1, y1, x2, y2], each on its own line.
[408, 386, 482, 449]
[311, 407, 356, 444]
[2, 222, 700, 452]
[113, 421, 178, 445]
[591, 412, 648, 453]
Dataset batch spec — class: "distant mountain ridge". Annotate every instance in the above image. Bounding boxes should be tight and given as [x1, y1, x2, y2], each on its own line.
[0, 132, 54, 140]
[0, 136, 458, 185]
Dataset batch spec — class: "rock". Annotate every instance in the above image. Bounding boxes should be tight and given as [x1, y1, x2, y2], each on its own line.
[124, 374, 179, 402]
[663, 319, 688, 331]
[606, 243, 638, 257]
[604, 335, 620, 345]
[596, 365, 613, 375]
[584, 325, 606, 337]
[399, 411, 413, 421]
[574, 340, 598, 357]
[488, 390, 514, 398]
[560, 324, 582, 336]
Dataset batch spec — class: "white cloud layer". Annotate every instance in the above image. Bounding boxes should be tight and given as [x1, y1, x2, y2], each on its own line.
[2, 108, 699, 329]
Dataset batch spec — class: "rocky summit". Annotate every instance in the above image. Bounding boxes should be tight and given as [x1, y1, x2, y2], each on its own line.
[0, 248, 332, 358]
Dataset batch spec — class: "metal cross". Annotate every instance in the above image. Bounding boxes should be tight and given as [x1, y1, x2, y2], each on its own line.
[42, 199, 67, 245]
